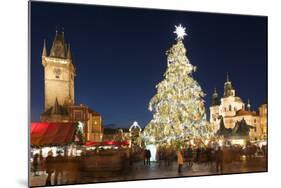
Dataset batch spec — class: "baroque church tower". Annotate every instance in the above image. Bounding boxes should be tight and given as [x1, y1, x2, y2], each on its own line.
[42, 30, 75, 112]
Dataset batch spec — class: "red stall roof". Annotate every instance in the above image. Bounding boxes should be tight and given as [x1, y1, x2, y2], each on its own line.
[84, 140, 130, 147]
[31, 122, 77, 147]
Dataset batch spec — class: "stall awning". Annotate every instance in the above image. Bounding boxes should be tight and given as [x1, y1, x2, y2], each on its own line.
[31, 122, 77, 147]
[84, 140, 130, 147]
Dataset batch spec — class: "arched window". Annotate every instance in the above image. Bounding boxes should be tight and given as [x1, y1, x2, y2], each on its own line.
[229, 105, 232, 111]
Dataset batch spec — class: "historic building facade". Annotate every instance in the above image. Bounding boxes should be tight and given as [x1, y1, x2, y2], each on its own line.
[40, 30, 103, 142]
[209, 74, 267, 140]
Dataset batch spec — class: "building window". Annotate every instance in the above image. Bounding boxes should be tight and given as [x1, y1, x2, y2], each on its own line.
[229, 105, 231, 111]
[224, 107, 227, 112]
[74, 111, 82, 120]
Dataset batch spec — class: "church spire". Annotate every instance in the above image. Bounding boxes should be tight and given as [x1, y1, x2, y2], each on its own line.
[67, 43, 72, 59]
[224, 72, 234, 97]
[226, 72, 230, 82]
[42, 39, 47, 57]
[211, 87, 220, 106]
[247, 99, 251, 111]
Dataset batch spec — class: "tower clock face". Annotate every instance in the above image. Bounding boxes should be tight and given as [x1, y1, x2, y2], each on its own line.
[53, 68, 62, 77]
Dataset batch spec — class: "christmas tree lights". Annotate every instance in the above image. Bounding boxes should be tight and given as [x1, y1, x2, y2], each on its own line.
[144, 24, 213, 145]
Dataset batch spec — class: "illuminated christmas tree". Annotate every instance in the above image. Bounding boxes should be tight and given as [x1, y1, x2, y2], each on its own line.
[144, 24, 212, 145]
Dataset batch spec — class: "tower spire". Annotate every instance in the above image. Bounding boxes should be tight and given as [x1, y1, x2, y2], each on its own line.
[55, 25, 58, 35]
[211, 87, 220, 106]
[42, 39, 47, 57]
[214, 87, 217, 94]
[247, 99, 251, 111]
[50, 28, 67, 58]
[53, 98, 60, 114]
[67, 43, 72, 59]
[226, 72, 230, 82]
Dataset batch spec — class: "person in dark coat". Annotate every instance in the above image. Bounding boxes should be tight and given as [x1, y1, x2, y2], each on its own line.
[45, 151, 55, 186]
[143, 149, 147, 165]
[195, 147, 201, 163]
[146, 149, 151, 166]
[54, 151, 64, 185]
[33, 154, 39, 176]
[215, 146, 224, 173]
[186, 145, 193, 167]
[206, 147, 213, 166]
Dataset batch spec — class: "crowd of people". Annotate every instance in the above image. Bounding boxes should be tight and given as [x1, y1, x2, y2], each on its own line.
[143, 149, 151, 166]
[155, 143, 267, 174]
[32, 150, 80, 186]
[31, 143, 267, 185]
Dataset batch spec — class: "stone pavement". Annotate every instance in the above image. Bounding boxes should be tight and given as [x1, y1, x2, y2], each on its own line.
[30, 157, 267, 187]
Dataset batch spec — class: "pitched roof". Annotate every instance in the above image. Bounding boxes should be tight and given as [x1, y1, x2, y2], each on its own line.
[236, 109, 257, 116]
[50, 31, 67, 58]
[232, 119, 255, 136]
[42, 98, 68, 116]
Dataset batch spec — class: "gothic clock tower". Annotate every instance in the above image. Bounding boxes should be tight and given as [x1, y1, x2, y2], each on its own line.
[41, 30, 76, 111]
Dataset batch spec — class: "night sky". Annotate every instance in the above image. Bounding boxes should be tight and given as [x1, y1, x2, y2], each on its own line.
[30, 2, 267, 128]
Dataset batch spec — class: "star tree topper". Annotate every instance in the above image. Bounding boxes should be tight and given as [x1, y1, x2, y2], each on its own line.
[174, 24, 187, 40]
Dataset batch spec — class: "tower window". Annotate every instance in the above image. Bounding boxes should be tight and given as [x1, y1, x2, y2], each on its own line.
[56, 75, 60, 79]
[229, 105, 231, 111]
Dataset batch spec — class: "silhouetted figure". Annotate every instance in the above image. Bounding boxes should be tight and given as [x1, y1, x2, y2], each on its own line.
[129, 149, 133, 166]
[146, 149, 151, 165]
[157, 149, 163, 166]
[45, 151, 55, 186]
[206, 147, 213, 166]
[143, 149, 147, 165]
[164, 149, 171, 166]
[39, 151, 44, 175]
[54, 151, 64, 185]
[196, 147, 201, 162]
[215, 147, 224, 173]
[33, 154, 39, 176]
[262, 145, 267, 157]
[186, 145, 193, 167]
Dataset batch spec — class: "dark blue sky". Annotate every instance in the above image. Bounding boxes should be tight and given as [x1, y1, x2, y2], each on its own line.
[30, 2, 267, 128]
